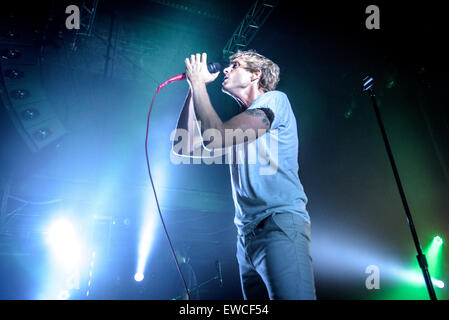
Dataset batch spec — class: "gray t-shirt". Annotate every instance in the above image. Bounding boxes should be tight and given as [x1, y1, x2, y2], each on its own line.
[229, 90, 309, 235]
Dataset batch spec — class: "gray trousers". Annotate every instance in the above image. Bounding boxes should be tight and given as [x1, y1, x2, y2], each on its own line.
[236, 212, 316, 300]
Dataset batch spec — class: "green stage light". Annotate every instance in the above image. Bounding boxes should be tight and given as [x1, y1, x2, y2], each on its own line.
[433, 279, 445, 289]
[427, 236, 443, 267]
[425, 234, 444, 291]
[381, 235, 446, 300]
[433, 236, 443, 246]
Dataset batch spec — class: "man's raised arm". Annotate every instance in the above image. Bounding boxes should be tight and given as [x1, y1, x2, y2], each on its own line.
[171, 89, 204, 157]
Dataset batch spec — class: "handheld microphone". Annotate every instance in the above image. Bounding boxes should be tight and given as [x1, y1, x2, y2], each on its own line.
[158, 62, 222, 90]
[176, 62, 222, 81]
[205, 62, 222, 74]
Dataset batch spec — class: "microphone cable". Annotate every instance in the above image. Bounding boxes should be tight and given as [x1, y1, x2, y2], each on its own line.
[144, 62, 221, 300]
[144, 74, 191, 300]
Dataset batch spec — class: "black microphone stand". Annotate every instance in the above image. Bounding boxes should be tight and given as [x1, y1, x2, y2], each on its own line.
[362, 76, 437, 300]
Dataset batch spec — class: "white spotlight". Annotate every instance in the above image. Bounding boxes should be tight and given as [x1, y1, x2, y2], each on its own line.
[135, 187, 160, 286]
[134, 272, 144, 282]
[45, 218, 82, 272]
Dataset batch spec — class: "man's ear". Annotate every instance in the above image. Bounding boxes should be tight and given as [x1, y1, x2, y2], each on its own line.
[251, 70, 261, 82]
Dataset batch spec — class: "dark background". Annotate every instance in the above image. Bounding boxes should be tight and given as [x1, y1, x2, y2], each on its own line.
[0, 0, 448, 300]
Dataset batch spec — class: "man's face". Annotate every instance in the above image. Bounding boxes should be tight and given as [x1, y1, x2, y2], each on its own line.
[221, 58, 254, 95]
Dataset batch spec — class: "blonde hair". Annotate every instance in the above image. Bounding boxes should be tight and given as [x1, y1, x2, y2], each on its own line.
[229, 49, 280, 92]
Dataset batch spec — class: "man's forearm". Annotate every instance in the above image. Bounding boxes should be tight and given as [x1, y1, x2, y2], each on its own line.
[176, 89, 194, 132]
[173, 89, 201, 155]
[190, 81, 223, 134]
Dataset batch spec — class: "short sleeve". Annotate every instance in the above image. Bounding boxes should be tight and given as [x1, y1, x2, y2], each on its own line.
[248, 91, 289, 130]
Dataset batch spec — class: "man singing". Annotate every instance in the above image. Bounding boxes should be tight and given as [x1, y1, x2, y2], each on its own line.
[172, 50, 316, 300]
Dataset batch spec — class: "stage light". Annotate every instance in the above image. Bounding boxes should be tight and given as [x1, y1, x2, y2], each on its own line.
[45, 217, 82, 272]
[312, 227, 447, 299]
[134, 272, 144, 282]
[10, 88, 31, 100]
[46, 218, 75, 245]
[425, 235, 444, 279]
[390, 268, 444, 288]
[135, 182, 163, 283]
[21, 108, 40, 120]
[344, 109, 352, 119]
[4, 68, 24, 79]
[41, 217, 86, 300]
[385, 234, 446, 299]
[33, 128, 53, 140]
[385, 80, 396, 89]
[135, 211, 158, 281]
[0, 48, 21, 60]
[433, 280, 445, 289]
[5, 30, 20, 40]
[433, 236, 443, 246]
[84, 250, 96, 297]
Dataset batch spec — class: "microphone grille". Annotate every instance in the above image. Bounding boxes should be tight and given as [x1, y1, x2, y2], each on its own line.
[208, 62, 222, 73]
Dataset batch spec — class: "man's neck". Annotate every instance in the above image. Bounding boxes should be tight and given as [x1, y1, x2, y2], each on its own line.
[235, 87, 266, 110]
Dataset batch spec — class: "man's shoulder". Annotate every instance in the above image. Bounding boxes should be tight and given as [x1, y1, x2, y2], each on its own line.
[264, 90, 288, 99]
[253, 90, 289, 107]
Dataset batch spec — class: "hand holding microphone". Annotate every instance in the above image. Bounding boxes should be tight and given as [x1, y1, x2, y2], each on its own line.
[156, 53, 221, 92]
[185, 53, 221, 85]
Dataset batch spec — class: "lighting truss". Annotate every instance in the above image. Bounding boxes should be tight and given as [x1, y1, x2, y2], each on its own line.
[222, 0, 279, 60]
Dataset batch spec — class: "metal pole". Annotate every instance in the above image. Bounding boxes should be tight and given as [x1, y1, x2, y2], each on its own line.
[363, 76, 437, 300]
